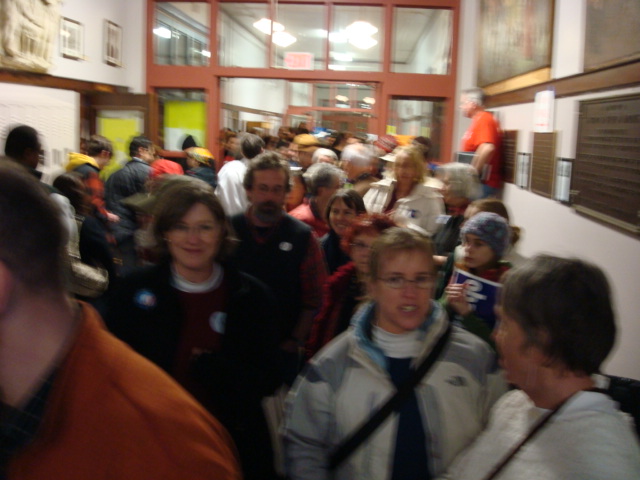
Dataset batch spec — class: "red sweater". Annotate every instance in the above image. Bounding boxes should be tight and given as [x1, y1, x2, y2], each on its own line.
[8, 302, 241, 480]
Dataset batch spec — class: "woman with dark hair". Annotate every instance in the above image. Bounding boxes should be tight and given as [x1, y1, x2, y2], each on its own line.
[306, 213, 396, 358]
[320, 189, 366, 274]
[104, 176, 281, 480]
[53, 171, 116, 297]
[442, 255, 640, 479]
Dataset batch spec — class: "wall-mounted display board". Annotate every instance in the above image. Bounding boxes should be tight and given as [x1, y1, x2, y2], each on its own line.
[530, 132, 557, 198]
[516, 152, 531, 190]
[572, 94, 640, 235]
[502, 130, 518, 184]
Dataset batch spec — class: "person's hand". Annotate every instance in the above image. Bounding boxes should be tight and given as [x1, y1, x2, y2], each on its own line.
[446, 283, 472, 316]
[106, 212, 120, 223]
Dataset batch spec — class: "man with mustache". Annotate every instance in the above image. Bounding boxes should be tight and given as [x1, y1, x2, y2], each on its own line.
[229, 152, 327, 387]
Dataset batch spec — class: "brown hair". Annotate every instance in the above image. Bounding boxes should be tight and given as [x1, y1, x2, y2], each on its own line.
[369, 227, 435, 280]
[325, 189, 366, 232]
[0, 161, 66, 292]
[152, 177, 236, 261]
[243, 151, 291, 192]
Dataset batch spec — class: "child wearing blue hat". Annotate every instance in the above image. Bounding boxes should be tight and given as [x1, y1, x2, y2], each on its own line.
[442, 211, 511, 347]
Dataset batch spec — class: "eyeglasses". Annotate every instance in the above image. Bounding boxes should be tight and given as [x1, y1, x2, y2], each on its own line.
[169, 223, 219, 238]
[377, 274, 435, 289]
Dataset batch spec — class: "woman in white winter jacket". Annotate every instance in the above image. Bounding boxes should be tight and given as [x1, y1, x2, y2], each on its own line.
[364, 145, 444, 236]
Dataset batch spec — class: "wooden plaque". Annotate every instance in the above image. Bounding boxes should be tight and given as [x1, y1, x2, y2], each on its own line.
[502, 130, 518, 184]
[572, 94, 640, 235]
[530, 132, 556, 198]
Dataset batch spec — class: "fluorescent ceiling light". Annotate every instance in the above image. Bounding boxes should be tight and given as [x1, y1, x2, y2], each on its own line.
[273, 31, 296, 47]
[253, 18, 284, 35]
[331, 52, 353, 62]
[153, 27, 171, 39]
[329, 31, 348, 43]
[328, 64, 346, 71]
[349, 36, 377, 50]
[345, 21, 378, 37]
[201, 50, 211, 58]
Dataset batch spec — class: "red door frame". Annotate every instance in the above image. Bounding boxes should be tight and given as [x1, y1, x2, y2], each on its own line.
[146, 0, 460, 162]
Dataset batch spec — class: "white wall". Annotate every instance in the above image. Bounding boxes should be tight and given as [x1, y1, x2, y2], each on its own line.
[0, 84, 78, 184]
[458, 0, 640, 378]
[0, 0, 145, 176]
[52, 0, 145, 92]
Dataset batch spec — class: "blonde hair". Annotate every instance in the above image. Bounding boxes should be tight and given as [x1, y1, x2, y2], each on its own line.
[393, 146, 426, 184]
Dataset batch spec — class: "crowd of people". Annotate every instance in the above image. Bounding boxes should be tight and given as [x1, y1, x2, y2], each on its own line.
[1, 116, 639, 480]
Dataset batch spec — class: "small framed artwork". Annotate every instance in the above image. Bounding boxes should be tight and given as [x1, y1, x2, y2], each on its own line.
[104, 20, 122, 67]
[60, 17, 83, 60]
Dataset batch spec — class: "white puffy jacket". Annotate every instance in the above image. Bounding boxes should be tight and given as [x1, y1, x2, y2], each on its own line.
[363, 178, 445, 236]
[283, 301, 505, 480]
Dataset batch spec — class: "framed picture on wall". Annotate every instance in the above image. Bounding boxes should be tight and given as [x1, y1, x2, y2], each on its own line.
[104, 20, 122, 67]
[60, 17, 83, 61]
[584, 0, 640, 71]
[477, 0, 554, 89]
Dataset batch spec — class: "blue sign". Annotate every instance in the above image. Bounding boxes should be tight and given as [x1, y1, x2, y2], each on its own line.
[452, 268, 501, 329]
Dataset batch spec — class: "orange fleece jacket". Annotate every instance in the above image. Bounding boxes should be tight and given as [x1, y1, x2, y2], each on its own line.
[8, 302, 242, 480]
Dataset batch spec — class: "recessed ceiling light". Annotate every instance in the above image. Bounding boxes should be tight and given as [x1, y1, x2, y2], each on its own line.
[253, 18, 284, 35]
[153, 27, 171, 39]
[349, 36, 377, 50]
[273, 31, 297, 47]
[345, 21, 378, 37]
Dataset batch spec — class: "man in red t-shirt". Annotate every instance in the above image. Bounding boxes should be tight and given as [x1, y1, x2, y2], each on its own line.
[459, 87, 503, 198]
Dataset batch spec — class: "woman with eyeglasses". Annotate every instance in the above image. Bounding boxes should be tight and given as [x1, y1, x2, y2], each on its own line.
[104, 176, 281, 480]
[284, 227, 504, 480]
[306, 213, 396, 359]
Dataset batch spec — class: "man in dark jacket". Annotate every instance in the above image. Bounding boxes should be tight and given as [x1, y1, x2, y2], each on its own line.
[105, 135, 154, 274]
[228, 152, 327, 386]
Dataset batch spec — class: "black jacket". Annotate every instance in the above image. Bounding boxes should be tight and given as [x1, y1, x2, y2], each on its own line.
[104, 261, 281, 479]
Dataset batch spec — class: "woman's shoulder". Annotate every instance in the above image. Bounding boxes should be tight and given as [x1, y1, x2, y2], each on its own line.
[367, 177, 394, 191]
[411, 182, 443, 199]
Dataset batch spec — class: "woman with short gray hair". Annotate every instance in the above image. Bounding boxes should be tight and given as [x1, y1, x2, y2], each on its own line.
[433, 162, 481, 259]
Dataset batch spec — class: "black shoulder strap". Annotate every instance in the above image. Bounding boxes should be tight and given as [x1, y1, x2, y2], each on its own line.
[328, 323, 453, 471]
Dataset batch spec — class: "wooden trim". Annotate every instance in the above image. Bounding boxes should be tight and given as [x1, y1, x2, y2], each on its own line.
[486, 61, 640, 108]
[483, 68, 551, 96]
[0, 68, 126, 94]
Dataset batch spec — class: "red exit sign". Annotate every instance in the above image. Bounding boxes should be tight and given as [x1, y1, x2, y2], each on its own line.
[284, 52, 314, 70]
